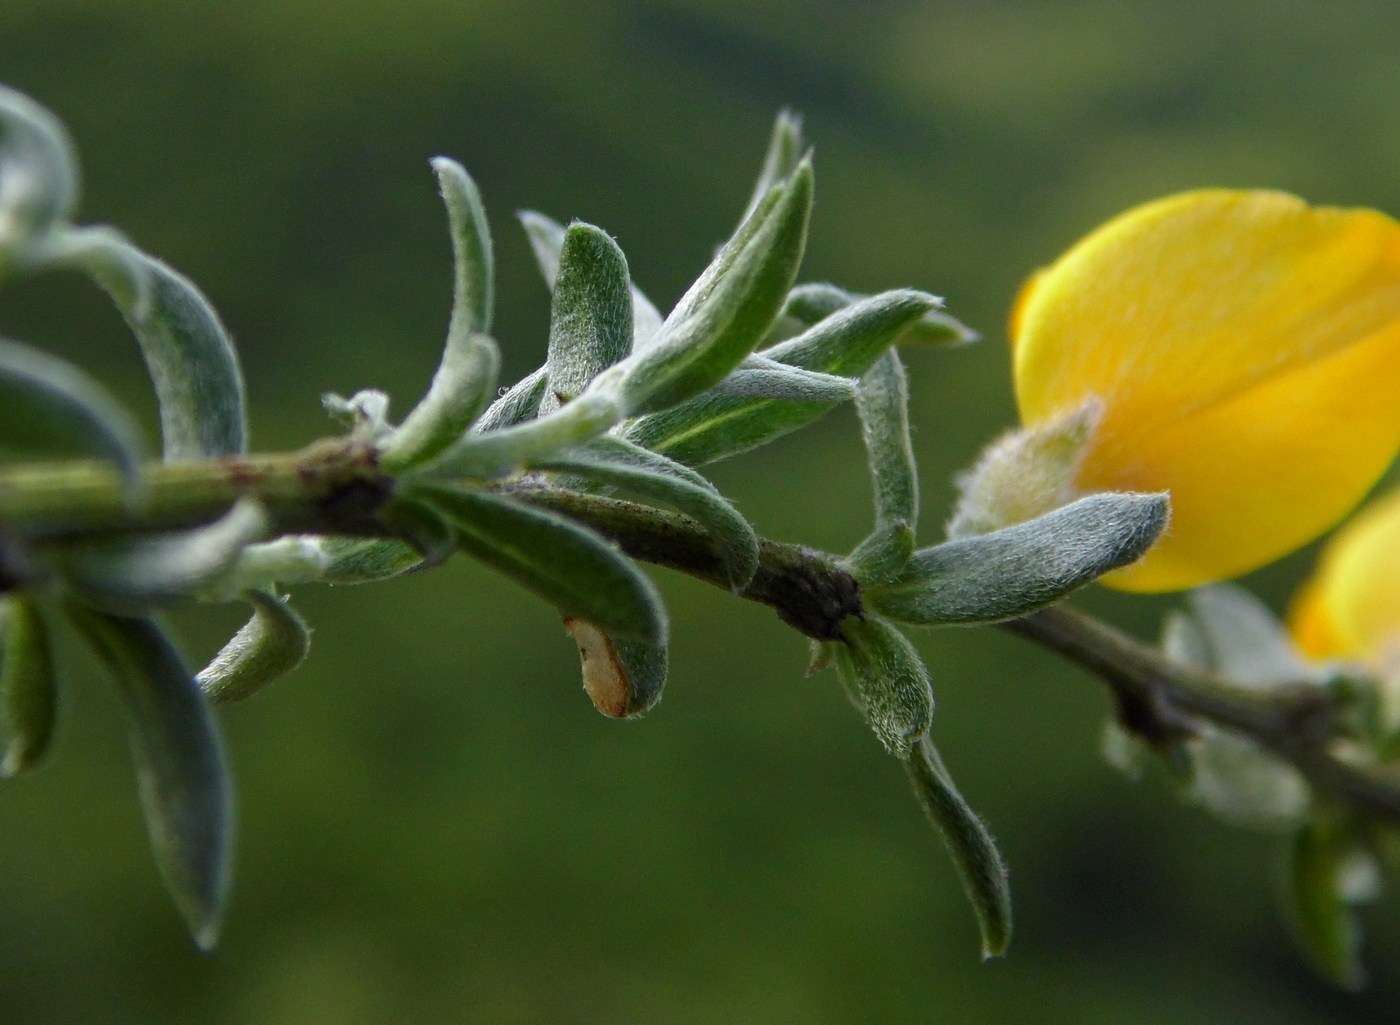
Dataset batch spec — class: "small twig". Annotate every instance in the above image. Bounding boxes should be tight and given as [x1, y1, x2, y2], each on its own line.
[1002, 605, 1400, 826]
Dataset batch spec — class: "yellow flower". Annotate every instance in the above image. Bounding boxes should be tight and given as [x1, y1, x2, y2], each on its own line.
[1012, 189, 1400, 592]
[1290, 487, 1400, 668]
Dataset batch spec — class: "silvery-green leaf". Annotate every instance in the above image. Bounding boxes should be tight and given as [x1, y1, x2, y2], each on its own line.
[536, 436, 759, 590]
[0, 594, 56, 776]
[379, 331, 499, 473]
[519, 210, 664, 349]
[739, 109, 803, 226]
[779, 282, 976, 348]
[1161, 608, 1211, 669]
[867, 492, 1169, 625]
[474, 367, 549, 432]
[905, 736, 1011, 959]
[1186, 584, 1311, 688]
[842, 521, 916, 587]
[854, 349, 918, 530]
[425, 387, 623, 480]
[0, 86, 77, 259]
[209, 536, 331, 595]
[0, 334, 144, 496]
[1288, 819, 1371, 990]
[624, 289, 937, 465]
[314, 536, 423, 585]
[66, 605, 231, 950]
[378, 160, 501, 472]
[416, 483, 665, 642]
[197, 590, 310, 704]
[711, 357, 855, 402]
[562, 616, 667, 718]
[431, 157, 493, 334]
[71, 232, 246, 460]
[540, 223, 632, 412]
[615, 161, 813, 416]
[833, 615, 932, 757]
[62, 498, 268, 611]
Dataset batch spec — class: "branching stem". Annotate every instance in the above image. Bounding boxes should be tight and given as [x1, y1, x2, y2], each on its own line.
[4, 443, 1400, 825]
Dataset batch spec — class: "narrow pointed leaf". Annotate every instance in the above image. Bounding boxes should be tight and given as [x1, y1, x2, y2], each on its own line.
[66, 605, 232, 950]
[197, 590, 310, 704]
[474, 366, 549, 432]
[378, 161, 501, 472]
[780, 282, 975, 348]
[536, 436, 759, 589]
[563, 616, 668, 718]
[624, 289, 938, 465]
[314, 536, 423, 585]
[868, 492, 1169, 625]
[417, 484, 665, 642]
[616, 162, 813, 415]
[1186, 584, 1310, 687]
[0, 85, 77, 256]
[739, 109, 803, 225]
[541, 223, 632, 411]
[0, 335, 144, 494]
[833, 615, 933, 757]
[69, 232, 246, 459]
[1288, 820, 1368, 990]
[905, 736, 1012, 959]
[854, 349, 918, 529]
[712, 357, 855, 402]
[432, 157, 493, 333]
[519, 210, 664, 349]
[0, 594, 57, 776]
[62, 498, 268, 611]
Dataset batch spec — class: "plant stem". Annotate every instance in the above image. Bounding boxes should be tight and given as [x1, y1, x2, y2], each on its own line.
[1001, 606, 1400, 825]
[5, 443, 1400, 826]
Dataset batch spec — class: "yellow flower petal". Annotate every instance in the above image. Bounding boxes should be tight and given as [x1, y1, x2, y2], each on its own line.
[1289, 487, 1400, 662]
[1013, 189, 1400, 592]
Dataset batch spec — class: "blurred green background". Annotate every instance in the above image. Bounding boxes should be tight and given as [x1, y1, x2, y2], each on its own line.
[4, 0, 1400, 1021]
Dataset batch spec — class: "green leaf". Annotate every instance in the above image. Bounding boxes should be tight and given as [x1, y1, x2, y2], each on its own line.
[0, 594, 57, 776]
[314, 536, 423, 585]
[66, 605, 232, 950]
[854, 349, 918, 530]
[536, 436, 760, 590]
[905, 736, 1012, 959]
[519, 210, 664, 348]
[0, 85, 77, 260]
[1287, 819, 1372, 990]
[739, 109, 804, 225]
[615, 160, 813, 415]
[1185, 584, 1311, 687]
[474, 366, 549, 432]
[0, 334, 144, 496]
[431, 156, 493, 334]
[562, 617, 668, 718]
[712, 357, 855, 402]
[541, 223, 633, 411]
[415, 484, 666, 642]
[867, 492, 1169, 625]
[624, 289, 938, 465]
[61, 498, 268, 612]
[197, 590, 310, 704]
[833, 615, 933, 757]
[378, 161, 501, 472]
[61, 232, 247, 460]
[779, 283, 976, 348]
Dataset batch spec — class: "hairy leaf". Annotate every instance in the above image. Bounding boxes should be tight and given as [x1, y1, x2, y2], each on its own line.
[197, 590, 310, 704]
[855, 349, 918, 530]
[563, 616, 668, 718]
[833, 615, 933, 757]
[416, 484, 665, 642]
[542, 223, 632, 410]
[474, 366, 549, 432]
[867, 492, 1169, 625]
[739, 109, 804, 226]
[0, 85, 77, 256]
[66, 605, 232, 950]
